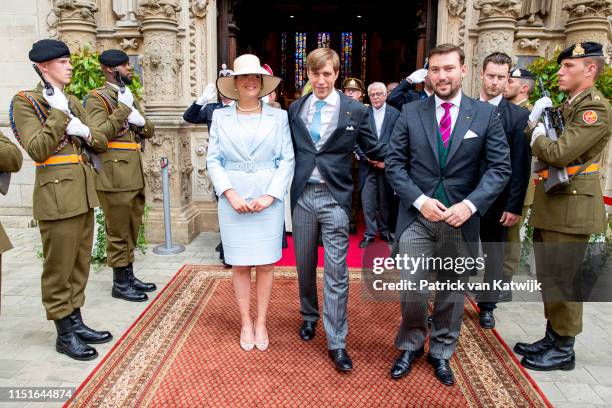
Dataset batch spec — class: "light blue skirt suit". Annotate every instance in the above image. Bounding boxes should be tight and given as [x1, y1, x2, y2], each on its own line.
[206, 103, 295, 266]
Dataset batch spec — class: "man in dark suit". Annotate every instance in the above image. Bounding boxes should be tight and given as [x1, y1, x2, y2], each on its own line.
[183, 65, 233, 266]
[385, 44, 510, 386]
[387, 68, 433, 110]
[183, 64, 234, 128]
[476, 53, 531, 329]
[357, 82, 400, 247]
[289, 48, 386, 373]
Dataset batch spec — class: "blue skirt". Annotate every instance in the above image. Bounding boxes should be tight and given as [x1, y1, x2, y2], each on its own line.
[218, 197, 284, 266]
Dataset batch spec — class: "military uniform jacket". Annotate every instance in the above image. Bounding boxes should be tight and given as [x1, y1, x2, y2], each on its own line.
[518, 98, 535, 207]
[530, 86, 612, 235]
[0, 132, 23, 253]
[84, 84, 154, 192]
[11, 83, 108, 221]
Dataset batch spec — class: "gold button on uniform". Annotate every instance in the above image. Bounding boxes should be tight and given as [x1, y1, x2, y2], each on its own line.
[572, 190, 577, 194]
[54, 179, 59, 184]
[114, 159, 118, 163]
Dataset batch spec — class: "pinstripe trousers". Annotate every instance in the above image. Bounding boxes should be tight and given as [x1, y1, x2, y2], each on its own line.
[294, 183, 350, 350]
[395, 213, 470, 359]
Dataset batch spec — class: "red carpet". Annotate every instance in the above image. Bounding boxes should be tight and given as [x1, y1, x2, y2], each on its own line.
[67, 265, 552, 408]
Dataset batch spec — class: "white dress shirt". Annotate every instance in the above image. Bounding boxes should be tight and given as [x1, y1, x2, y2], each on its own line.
[372, 103, 386, 138]
[479, 93, 503, 106]
[305, 90, 340, 183]
[413, 91, 477, 215]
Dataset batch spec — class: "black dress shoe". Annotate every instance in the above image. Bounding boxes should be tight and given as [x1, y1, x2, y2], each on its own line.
[521, 335, 575, 371]
[127, 264, 157, 292]
[54, 317, 98, 361]
[514, 321, 554, 356]
[479, 310, 495, 329]
[427, 355, 455, 386]
[112, 267, 148, 302]
[359, 237, 375, 248]
[380, 233, 393, 244]
[68, 309, 112, 344]
[299, 320, 317, 341]
[328, 349, 353, 372]
[390, 348, 424, 379]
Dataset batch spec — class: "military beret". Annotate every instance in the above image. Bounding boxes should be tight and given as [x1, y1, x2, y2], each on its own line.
[29, 39, 70, 63]
[509, 68, 536, 80]
[343, 77, 365, 92]
[557, 42, 603, 64]
[99, 49, 129, 67]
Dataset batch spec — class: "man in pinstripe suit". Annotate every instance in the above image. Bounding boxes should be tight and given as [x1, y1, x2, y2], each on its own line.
[385, 44, 510, 385]
[288, 48, 386, 373]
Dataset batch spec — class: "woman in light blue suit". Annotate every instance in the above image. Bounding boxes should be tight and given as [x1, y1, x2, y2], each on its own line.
[207, 54, 295, 352]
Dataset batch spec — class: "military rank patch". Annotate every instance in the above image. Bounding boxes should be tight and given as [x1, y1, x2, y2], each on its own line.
[582, 110, 598, 124]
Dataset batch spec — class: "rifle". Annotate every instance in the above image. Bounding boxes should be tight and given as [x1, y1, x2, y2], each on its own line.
[32, 65, 102, 173]
[115, 68, 145, 152]
[537, 78, 569, 193]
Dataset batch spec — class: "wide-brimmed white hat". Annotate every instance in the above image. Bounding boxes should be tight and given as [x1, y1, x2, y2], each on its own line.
[216, 54, 281, 101]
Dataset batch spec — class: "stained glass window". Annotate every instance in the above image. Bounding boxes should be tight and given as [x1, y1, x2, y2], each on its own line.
[295, 32, 307, 92]
[340, 32, 353, 82]
[317, 32, 331, 48]
[361, 32, 367, 83]
[281, 32, 287, 95]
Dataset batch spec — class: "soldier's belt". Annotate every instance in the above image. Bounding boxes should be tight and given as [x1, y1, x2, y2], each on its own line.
[537, 163, 600, 180]
[34, 154, 82, 167]
[107, 141, 141, 151]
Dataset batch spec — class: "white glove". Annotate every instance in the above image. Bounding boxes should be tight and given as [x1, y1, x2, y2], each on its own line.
[127, 108, 146, 127]
[531, 123, 546, 147]
[406, 68, 428, 85]
[529, 96, 553, 123]
[43, 87, 69, 112]
[117, 86, 134, 108]
[66, 117, 91, 142]
[196, 83, 217, 105]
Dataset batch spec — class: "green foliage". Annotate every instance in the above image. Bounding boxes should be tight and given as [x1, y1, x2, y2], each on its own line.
[528, 53, 612, 106]
[67, 43, 143, 100]
[92, 208, 108, 265]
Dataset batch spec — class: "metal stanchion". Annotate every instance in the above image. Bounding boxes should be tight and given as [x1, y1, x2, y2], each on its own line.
[153, 157, 185, 255]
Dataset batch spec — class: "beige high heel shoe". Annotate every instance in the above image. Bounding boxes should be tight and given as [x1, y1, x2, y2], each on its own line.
[255, 325, 269, 351]
[240, 324, 254, 351]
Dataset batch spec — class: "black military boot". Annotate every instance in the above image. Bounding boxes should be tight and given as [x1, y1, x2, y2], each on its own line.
[112, 266, 148, 302]
[54, 316, 98, 361]
[126, 263, 157, 292]
[514, 321, 555, 356]
[68, 309, 113, 344]
[521, 332, 576, 371]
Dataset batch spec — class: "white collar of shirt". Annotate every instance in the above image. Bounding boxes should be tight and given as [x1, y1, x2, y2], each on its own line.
[435, 92, 462, 110]
[309, 89, 338, 110]
[479, 93, 503, 106]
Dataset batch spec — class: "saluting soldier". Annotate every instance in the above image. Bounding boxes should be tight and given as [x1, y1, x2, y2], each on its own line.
[502, 68, 537, 289]
[10, 39, 112, 360]
[84, 49, 156, 302]
[514, 42, 612, 371]
[0, 132, 23, 314]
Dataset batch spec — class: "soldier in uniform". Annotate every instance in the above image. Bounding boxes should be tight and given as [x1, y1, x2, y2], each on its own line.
[0, 132, 23, 313]
[342, 77, 365, 103]
[514, 42, 611, 371]
[84, 49, 156, 302]
[503, 68, 536, 285]
[10, 39, 112, 360]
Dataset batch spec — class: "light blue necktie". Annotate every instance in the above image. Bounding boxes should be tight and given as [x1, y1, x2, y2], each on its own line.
[309, 100, 326, 144]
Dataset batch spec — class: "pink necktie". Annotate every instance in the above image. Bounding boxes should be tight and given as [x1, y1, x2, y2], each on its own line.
[439, 102, 453, 148]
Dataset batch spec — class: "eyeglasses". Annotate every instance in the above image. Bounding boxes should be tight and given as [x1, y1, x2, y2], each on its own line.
[369, 92, 386, 98]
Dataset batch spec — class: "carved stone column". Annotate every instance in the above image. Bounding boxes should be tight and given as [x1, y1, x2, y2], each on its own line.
[53, 0, 99, 52]
[563, 0, 612, 63]
[470, 0, 522, 95]
[137, 0, 199, 244]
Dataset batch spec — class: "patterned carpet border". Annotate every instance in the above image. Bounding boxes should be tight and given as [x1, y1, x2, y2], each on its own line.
[65, 265, 553, 408]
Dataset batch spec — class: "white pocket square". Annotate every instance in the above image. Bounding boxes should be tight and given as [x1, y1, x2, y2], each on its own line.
[346, 125, 355, 130]
[464, 130, 479, 139]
